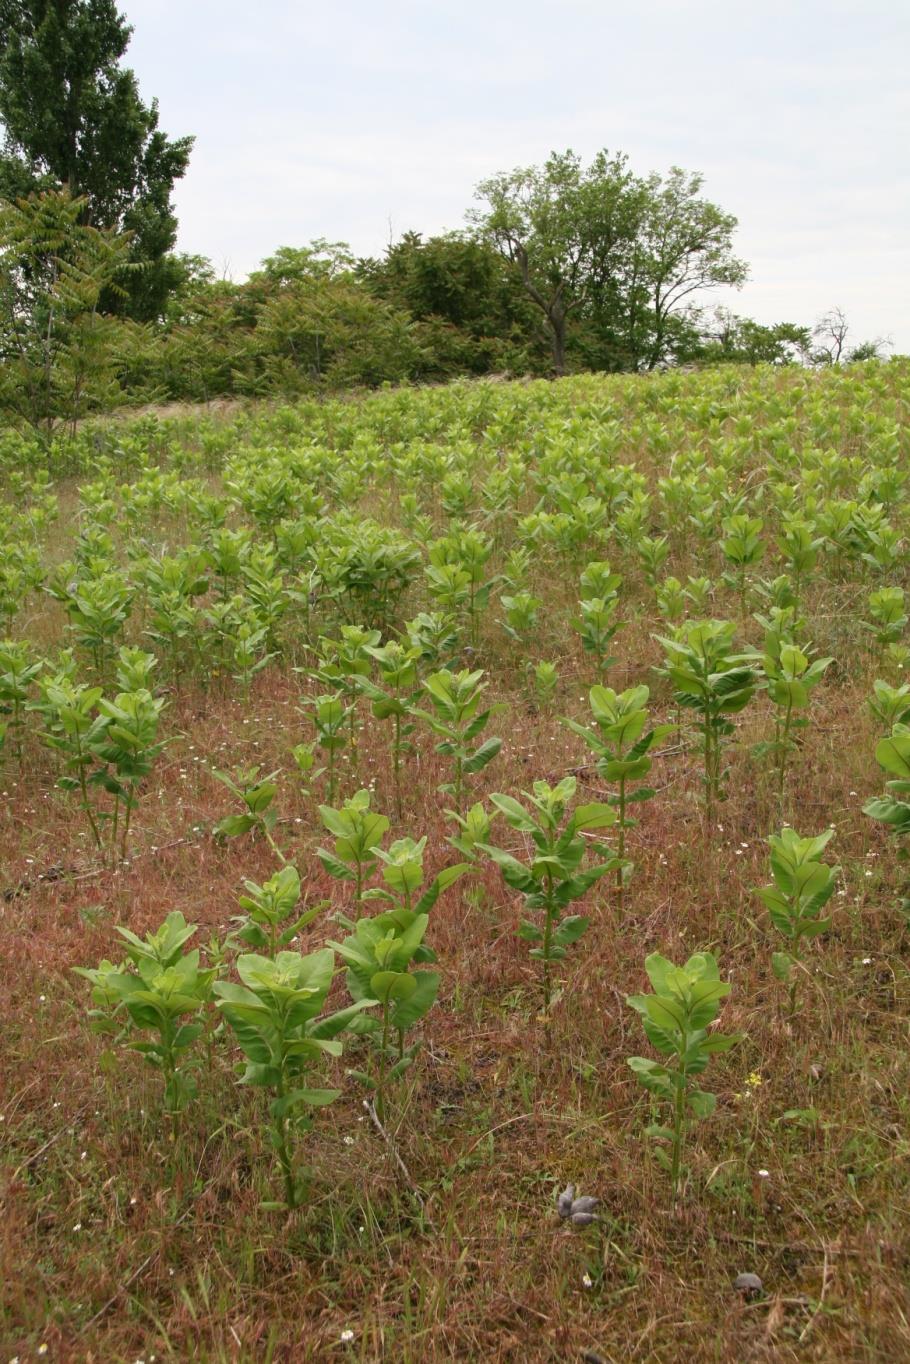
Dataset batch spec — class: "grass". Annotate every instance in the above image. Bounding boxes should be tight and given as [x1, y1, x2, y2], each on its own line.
[2, 364, 910, 1361]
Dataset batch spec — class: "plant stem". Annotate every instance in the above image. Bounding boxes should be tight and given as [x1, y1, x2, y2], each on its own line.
[454, 752, 463, 815]
[541, 868, 555, 1013]
[273, 1015, 298, 1208]
[393, 711, 402, 819]
[617, 775, 626, 902]
[76, 736, 103, 850]
[378, 997, 391, 1123]
[778, 693, 794, 812]
[120, 795, 133, 863]
[671, 1070, 686, 1199]
[264, 826, 286, 865]
[110, 793, 120, 866]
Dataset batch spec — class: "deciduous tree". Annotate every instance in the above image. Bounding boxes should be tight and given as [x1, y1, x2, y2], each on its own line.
[0, 0, 193, 320]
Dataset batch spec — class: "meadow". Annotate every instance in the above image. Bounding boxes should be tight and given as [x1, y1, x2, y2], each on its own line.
[2, 360, 910, 1362]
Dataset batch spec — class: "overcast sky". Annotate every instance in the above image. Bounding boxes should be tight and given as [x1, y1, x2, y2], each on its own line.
[122, 0, 909, 352]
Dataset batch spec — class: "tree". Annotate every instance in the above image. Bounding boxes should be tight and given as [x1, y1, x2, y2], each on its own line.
[0, 0, 193, 320]
[251, 239, 357, 288]
[470, 150, 747, 376]
[0, 188, 133, 433]
[622, 168, 748, 370]
[811, 307, 850, 365]
[693, 308, 811, 366]
[470, 150, 639, 376]
[812, 307, 891, 366]
[252, 274, 424, 392]
[359, 230, 546, 376]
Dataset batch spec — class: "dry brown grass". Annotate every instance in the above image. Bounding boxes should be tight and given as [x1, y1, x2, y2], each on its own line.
[3, 371, 910, 1362]
[3, 613, 909, 1362]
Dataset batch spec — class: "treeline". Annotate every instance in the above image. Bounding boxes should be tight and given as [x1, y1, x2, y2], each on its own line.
[0, 3, 893, 435]
[1, 182, 888, 437]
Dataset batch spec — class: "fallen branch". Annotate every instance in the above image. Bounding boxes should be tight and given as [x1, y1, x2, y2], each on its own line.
[362, 1098, 433, 1227]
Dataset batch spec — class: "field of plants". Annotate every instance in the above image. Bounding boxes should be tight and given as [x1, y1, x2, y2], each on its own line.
[2, 361, 910, 1362]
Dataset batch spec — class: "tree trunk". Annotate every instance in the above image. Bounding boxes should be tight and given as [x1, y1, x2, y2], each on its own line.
[549, 307, 567, 377]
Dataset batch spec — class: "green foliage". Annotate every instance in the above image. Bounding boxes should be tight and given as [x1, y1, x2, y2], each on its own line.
[290, 740, 323, 805]
[754, 828, 838, 1015]
[427, 529, 495, 648]
[0, 0, 193, 319]
[369, 835, 467, 916]
[314, 525, 421, 633]
[573, 562, 623, 674]
[230, 864, 323, 957]
[636, 534, 669, 586]
[656, 575, 686, 623]
[35, 663, 166, 861]
[864, 587, 907, 651]
[471, 150, 745, 374]
[211, 765, 284, 862]
[530, 659, 558, 710]
[867, 679, 910, 735]
[720, 514, 764, 613]
[499, 591, 542, 645]
[864, 731, 910, 917]
[412, 668, 503, 813]
[753, 641, 832, 808]
[48, 563, 133, 683]
[777, 519, 823, 613]
[655, 619, 757, 823]
[359, 229, 545, 378]
[74, 911, 214, 1112]
[693, 308, 811, 366]
[309, 625, 381, 768]
[317, 789, 390, 914]
[405, 610, 461, 671]
[329, 904, 441, 1118]
[627, 951, 741, 1197]
[573, 596, 622, 677]
[358, 639, 421, 816]
[563, 684, 672, 893]
[214, 948, 370, 1209]
[0, 638, 42, 763]
[479, 776, 616, 1012]
[446, 799, 497, 862]
[0, 190, 134, 433]
[305, 691, 351, 804]
[226, 608, 275, 698]
[35, 668, 108, 848]
[92, 684, 167, 861]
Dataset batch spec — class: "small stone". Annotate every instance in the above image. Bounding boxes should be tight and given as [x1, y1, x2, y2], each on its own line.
[734, 1271, 763, 1299]
[556, 1184, 576, 1218]
[557, 1184, 599, 1225]
[569, 1195, 600, 1226]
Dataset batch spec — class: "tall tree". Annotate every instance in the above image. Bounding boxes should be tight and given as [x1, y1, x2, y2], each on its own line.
[0, 0, 193, 319]
[471, 150, 747, 375]
[0, 188, 133, 434]
[470, 150, 639, 376]
[689, 308, 811, 366]
[622, 168, 748, 370]
[359, 230, 546, 376]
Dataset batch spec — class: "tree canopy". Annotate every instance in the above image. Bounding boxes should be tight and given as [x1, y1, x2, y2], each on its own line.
[0, 0, 193, 319]
[470, 149, 747, 375]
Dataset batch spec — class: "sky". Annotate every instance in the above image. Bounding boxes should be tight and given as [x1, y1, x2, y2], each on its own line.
[121, 0, 910, 352]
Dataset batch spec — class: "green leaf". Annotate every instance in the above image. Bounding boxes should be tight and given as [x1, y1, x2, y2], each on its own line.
[370, 970, 418, 1003]
[687, 1088, 717, 1118]
[463, 737, 502, 773]
[553, 914, 589, 946]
